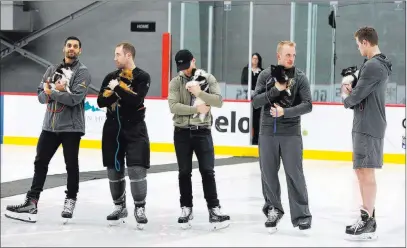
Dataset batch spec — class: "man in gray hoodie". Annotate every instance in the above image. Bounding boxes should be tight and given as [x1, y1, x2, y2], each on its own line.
[252, 41, 312, 233]
[4, 36, 91, 224]
[341, 27, 392, 240]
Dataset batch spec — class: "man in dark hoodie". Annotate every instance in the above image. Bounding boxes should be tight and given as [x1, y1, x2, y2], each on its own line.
[252, 41, 312, 233]
[341, 27, 392, 240]
[4, 36, 91, 224]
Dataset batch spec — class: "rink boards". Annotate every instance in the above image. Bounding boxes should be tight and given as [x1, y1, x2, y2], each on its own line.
[0, 94, 405, 164]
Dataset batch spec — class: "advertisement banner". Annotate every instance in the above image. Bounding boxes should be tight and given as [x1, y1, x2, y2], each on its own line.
[3, 95, 405, 154]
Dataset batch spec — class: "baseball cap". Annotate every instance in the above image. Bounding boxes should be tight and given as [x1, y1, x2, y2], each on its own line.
[175, 49, 194, 72]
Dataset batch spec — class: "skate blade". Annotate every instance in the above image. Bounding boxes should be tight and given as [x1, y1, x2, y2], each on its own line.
[299, 229, 311, 234]
[4, 211, 37, 223]
[345, 232, 378, 241]
[136, 223, 145, 230]
[180, 222, 192, 230]
[211, 220, 230, 231]
[108, 219, 126, 226]
[267, 227, 277, 234]
[61, 217, 72, 225]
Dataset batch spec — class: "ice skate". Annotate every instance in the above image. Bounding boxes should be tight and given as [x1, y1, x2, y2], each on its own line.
[346, 208, 375, 229]
[61, 198, 76, 224]
[265, 207, 284, 234]
[4, 197, 38, 223]
[178, 206, 193, 229]
[345, 208, 377, 241]
[208, 206, 230, 231]
[134, 206, 148, 230]
[107, 203, 128, 226]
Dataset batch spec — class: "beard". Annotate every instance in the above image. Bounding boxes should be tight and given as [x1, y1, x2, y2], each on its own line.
[65, 52, 78, 60]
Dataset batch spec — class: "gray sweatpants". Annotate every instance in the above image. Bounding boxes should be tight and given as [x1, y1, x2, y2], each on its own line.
[259, 134, 312, 226]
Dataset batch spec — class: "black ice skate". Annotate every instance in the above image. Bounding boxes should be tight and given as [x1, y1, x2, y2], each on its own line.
[61, 198, 76, 224]
[345, 208, 377, 241]
[346, 208, 376, 230]
[208, 206, 230, 230]
[265, 207, 284, 234]
[134, 206, 148, 230]
[107, 203, 128, 226]
[178, 206, 193, 229]
[5, 197, 38, 223]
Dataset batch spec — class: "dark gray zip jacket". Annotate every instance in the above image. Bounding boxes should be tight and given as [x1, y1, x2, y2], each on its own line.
[37, 59, 92, 135]
[252, 66, 312, 136]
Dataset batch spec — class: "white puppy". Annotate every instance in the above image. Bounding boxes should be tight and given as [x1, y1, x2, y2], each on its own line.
[185, 69, 210, 122]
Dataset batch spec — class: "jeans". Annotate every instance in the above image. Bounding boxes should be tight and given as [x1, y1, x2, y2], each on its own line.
[174, 127, 219, 209]
[27, 130, 82, 200]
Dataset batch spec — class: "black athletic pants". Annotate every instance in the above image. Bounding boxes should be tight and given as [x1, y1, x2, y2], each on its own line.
[27, 130, 82, 200]
[101, 118, 150, 207]
[101, 118, 150, 170]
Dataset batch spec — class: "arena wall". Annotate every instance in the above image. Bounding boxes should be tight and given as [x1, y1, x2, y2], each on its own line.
[1, 93, 405, 164]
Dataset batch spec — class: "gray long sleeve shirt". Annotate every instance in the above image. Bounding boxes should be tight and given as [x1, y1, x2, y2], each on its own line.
[252, 66, 312, 136]
[343, 54, 392, 139]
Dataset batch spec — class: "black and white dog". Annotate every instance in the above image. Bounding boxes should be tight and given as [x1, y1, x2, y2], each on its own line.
[270, 64, 295, 96]
[185, 69, 210, 121]
[49, 66, 74, 93]
[340, 65, 359, 99]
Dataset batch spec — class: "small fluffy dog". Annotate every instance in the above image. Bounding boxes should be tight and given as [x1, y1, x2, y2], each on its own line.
[102, 68, 136, 111]
[340, 66, 359, 98]
[103, 69, 136, 98]
[270, 65, 294, 96]
[185, 69, 210, 122]
[49, 67, 74, 93]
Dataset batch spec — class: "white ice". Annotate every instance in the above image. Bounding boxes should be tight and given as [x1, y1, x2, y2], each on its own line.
[1, 144, 405, 247]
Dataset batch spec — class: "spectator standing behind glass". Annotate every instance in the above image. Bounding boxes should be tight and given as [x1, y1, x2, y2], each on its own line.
[241, 53, 264, 145]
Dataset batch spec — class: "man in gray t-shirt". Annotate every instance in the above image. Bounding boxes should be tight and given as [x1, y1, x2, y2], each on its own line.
[341, 27, 392, 241]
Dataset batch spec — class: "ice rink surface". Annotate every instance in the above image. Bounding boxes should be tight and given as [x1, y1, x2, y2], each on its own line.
[1, 145, 405, 247]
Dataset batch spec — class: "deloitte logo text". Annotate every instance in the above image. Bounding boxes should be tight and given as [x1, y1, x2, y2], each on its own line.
[214, 111, 250, 133]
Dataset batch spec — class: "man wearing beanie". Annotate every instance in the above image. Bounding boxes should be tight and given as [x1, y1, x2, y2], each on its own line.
[167, 49, 230, 230]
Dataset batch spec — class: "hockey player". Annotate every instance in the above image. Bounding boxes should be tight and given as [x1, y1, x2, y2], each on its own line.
[97, 42, 151, 230]
[341, 27, 392, 240]
[4, 36, 91, 224]
[168, 49, 230, 230]
[252, 41, 313, 233]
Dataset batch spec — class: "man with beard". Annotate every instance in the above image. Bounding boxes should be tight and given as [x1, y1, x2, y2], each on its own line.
[5, 36, 92, 224]
[252, 41, 313, 233]
[168, 49, 230, 230]
[97, 42, 151, 229]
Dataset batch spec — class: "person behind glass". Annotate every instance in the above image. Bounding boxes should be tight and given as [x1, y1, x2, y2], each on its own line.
[4, 36, 91, 224]
[241, 53, 264, 145]
[252, 41, 312, 233]
[168, 49, 230, 230]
